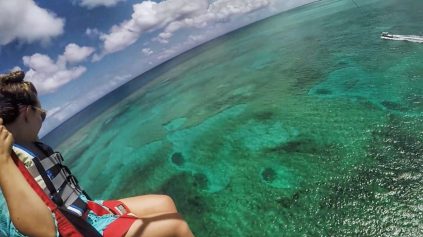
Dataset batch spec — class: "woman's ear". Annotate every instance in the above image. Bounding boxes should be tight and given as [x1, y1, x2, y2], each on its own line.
[20, 106, 30, 123]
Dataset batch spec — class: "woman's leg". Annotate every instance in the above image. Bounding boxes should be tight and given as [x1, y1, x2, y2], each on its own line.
[119, 195, 177, 217]
[119, 195, 195, 236]
[124, 214, 194, 237]
[119, 195, 194, 237]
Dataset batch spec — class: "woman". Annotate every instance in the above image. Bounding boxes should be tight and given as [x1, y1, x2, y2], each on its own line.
[0, 71, 195, 237]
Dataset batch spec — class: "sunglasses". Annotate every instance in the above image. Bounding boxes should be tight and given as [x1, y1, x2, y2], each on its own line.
[31, 105, 47, 122]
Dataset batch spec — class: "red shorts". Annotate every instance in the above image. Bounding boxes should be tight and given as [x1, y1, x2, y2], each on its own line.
[86, 200, 138, 237]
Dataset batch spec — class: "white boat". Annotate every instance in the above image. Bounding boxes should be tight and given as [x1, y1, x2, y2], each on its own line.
[381, 32, 423, 43]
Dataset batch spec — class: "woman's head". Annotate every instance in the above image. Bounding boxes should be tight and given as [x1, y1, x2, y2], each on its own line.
[0, 71, 41, 125]
[0, 71, 46, 142]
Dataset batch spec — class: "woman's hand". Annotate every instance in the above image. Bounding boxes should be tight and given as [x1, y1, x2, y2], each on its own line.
[0, 118, 13, 162]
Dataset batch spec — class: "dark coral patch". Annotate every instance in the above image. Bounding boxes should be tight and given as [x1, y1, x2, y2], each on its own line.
[262, 168, 277, 182]
[193, 173, 208, 190]
[381, 100, 407, 112]
[276, 191, 301, 208]
[254, 111, 275, 121]
[187, 195, 203, 209]
[171, 152, 185, 166]
[266, 138, 319, 154]
[315, 88, 332, 95]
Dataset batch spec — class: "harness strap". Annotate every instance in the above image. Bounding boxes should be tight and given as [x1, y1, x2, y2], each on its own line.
[102, 200, 130, 216]
[26, 165, 41, 179]
[87, 200, 137, 237]
[86, 201, 111, 216]
[52, 171, 66, 189]
[32, 155, 64, 206]
[103, 215, 138, 237]
[11, 151, 84, 237]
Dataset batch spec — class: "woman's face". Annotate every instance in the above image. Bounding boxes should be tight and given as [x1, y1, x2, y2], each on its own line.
[23, 100, 46, 141]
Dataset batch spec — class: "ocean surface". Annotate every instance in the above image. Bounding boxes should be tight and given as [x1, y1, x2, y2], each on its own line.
[47, 0, 423, 236]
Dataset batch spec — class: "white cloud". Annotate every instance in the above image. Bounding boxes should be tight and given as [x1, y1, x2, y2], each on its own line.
[155, 30, 214, 61]
[209, 0, 272, 21]
[188, 34, 208, 43]
[154, 0, 273, 42]
[99, 21, 140, 54]
[157, 48, 179, 61]
[96, 0, 209, 58]
[113, 73, 132, 82]
[60, 43, 96, 64]
[11, 66, 23, 73]
[85, 28, 102, 38]
[0, 0, 64, 46]
[22, 43, 95, 94]
[78, 0, 125, 9]
[95, 0, 297, 59]
[142, 48, 154, 56]
[23, 54, 86, 94]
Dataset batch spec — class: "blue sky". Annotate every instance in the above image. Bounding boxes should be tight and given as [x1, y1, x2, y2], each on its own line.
[0, 0, 315, 136]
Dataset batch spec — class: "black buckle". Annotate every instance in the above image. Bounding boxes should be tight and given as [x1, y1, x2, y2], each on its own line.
[51, 152, 64, 162]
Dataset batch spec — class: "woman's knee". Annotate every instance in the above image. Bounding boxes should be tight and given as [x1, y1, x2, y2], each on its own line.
[125, 217, 193, 237]
[175, 220, 193, 237]
[119, 194, 178, 217]
[156, 195, 177, 212]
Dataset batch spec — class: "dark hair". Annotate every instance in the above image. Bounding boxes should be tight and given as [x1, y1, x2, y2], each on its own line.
[0, 71, 39, 124]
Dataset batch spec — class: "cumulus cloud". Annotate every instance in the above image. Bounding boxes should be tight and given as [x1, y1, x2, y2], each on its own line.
[22, 43, 95, 94]
[95, 0, 292, 59]
[95, 0, 210, 58]
[0, 0, 64, 46]
[77, 0, 125, 9]
[23, 54, 86, 94]
[95, 0, 317, 60]
[60, 44, 96, 64]
[154, 0, 273, 43]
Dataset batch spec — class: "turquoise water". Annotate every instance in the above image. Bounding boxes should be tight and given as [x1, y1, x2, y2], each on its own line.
[57, 0, 423, 236]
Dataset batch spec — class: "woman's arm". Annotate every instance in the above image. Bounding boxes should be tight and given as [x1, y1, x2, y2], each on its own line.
[0, 119, 56, 237]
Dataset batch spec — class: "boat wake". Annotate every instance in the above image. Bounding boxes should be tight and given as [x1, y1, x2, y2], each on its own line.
[381, 32, 423, 43]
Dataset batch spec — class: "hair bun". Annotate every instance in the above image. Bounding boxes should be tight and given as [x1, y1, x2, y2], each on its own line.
[0, 71, 25, 83]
